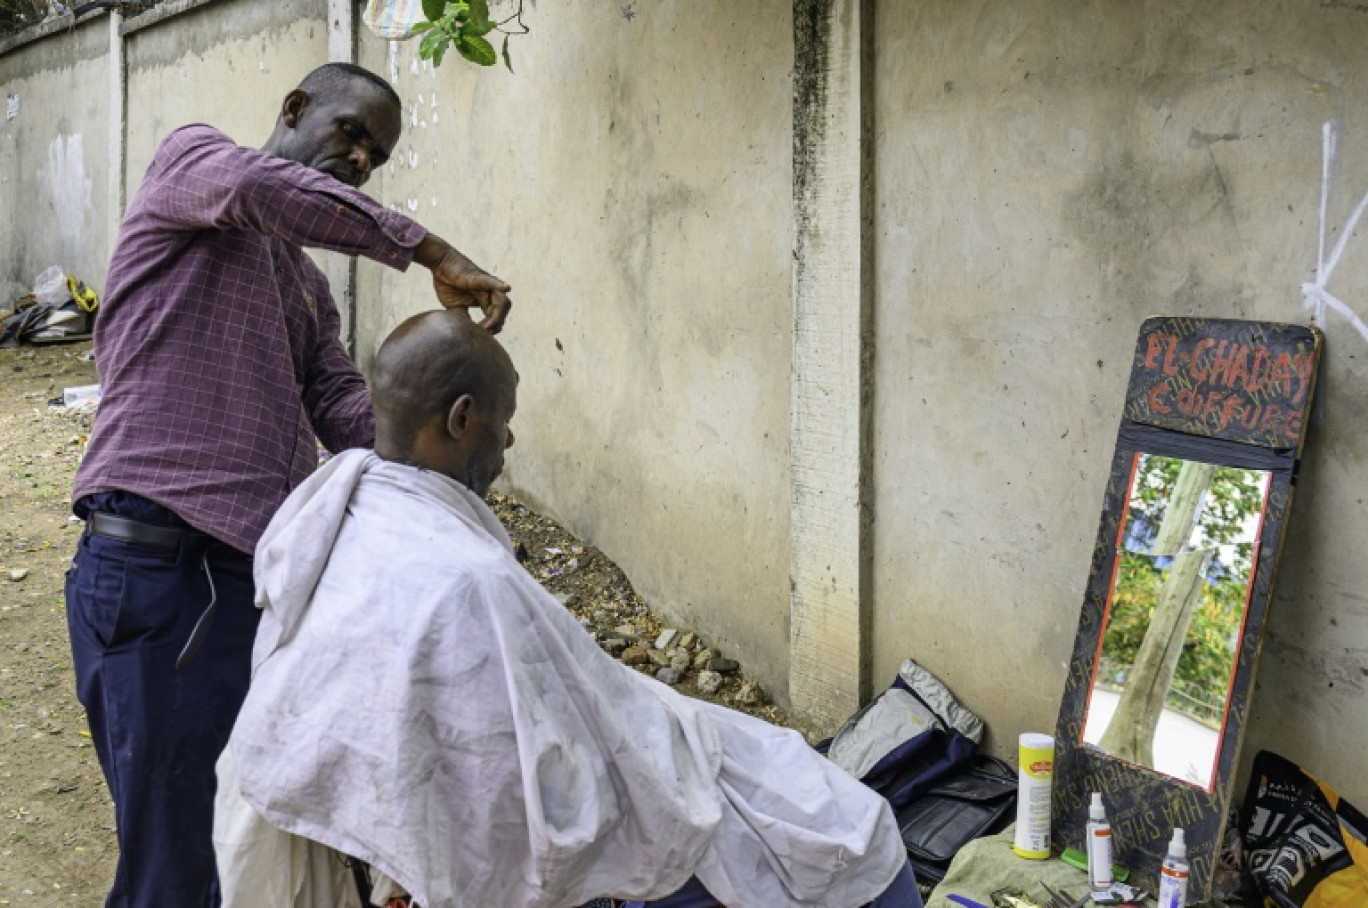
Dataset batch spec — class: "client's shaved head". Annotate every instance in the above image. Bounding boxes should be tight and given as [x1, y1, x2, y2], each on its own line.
[372, 312, 517, 489]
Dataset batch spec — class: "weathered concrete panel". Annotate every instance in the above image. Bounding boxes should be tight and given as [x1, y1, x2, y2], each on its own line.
[356, 0, 796, 699]
[0, 16, 111, 295]
[873, 0, 1368, 801]
[124, 0, 327, 197]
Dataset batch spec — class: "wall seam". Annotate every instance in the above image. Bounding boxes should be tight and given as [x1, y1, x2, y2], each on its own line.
[108, 9, 127, 254]
[327, 0, 360, 356]
[789, 0, 874, 729]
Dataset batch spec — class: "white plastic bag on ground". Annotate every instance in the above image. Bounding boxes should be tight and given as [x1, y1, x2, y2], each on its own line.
[363, 0, 426, 40]
[33, 266, 67, 305]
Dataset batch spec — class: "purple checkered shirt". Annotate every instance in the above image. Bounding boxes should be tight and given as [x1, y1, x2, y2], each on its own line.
[73, 125, 426, 554]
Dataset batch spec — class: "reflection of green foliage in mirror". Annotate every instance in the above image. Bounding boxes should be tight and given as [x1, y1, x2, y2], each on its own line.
[1101, 555, 1248, 725]
[1127, 456, 1266, 553]
[1100, 554, 1163, 672]
[414, 0, 528, 71]
[1103, 456, 1266, 724]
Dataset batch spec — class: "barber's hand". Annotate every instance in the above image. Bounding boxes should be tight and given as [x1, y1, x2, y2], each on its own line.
[415, 234, 513, 334]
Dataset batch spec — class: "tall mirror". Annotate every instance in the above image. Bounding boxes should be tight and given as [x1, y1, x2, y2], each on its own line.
[1081, 453, 1271, 790]
[1052, 317, 1321, 902]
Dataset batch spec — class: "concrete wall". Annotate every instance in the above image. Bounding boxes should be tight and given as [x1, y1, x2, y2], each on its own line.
[0, 0, 331, 300]
[355, 0, 798, 695]
[871, 0, 1368, 801]
[124, 0, 327, 194]
[0, 14, 111, 298]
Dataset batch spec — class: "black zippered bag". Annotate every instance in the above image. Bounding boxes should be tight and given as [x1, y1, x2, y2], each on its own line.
[895, 754, 1017, 887]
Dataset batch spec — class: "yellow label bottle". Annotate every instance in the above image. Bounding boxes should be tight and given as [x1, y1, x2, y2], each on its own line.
[1012, 733, 1054, 859]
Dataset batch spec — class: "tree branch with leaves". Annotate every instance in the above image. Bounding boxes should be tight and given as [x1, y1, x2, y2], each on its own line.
[414, 0, 527, 71]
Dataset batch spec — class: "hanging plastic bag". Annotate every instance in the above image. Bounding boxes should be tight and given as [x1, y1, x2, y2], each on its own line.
[362, 0, 426, 40]
[33, 265, 68, 306]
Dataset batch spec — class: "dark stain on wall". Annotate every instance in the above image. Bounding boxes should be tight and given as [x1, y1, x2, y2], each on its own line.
[125, 0, 326, 71]
[1065, 150, 1246, 316]
[792, 0, 830, 263]
[0, 13, 107, 77]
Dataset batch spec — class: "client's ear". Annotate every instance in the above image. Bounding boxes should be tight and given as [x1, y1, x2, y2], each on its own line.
[445, 394, 475, 441]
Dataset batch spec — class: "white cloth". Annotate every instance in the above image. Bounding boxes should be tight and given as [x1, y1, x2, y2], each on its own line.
[217, 450, 905, 907]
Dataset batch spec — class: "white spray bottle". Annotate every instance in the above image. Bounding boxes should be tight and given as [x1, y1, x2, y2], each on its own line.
[1086, 791, 1113, 894]
[1158, 827, 1190, 907]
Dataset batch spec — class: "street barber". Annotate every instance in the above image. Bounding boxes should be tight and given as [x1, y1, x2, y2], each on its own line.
[64, 62, 511, 907]
[213, 310, 923, 908]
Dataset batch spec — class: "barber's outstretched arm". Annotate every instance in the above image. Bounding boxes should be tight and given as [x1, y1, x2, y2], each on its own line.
[414, 233, 513, 334]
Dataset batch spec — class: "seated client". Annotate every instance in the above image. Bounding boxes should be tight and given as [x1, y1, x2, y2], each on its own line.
[213, 310, 922, 908]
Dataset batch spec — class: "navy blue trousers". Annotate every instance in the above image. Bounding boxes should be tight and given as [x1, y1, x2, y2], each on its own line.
[623, 858, 924, 908]
[66, 492, 259, 908]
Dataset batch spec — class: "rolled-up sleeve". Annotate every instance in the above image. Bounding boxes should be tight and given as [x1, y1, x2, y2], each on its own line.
[145, 124, 426, 270]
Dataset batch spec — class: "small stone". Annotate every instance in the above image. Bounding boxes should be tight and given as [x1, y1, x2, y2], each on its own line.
[592, 609, 611, 624]
[707, 657, 739, 674]
[654, 628, 679, 650]
[620, 647, 650, 666]
[669, 652, 691, 672]
[693, 649, 716, 670]
[696, 670, 724, 695]
[8, 569, 28, 582]
[678, 632, 697, 649]
[648, 649, 671, 668]
[614, 624, 635, 637]
[552, 591, 578, 608]
[733, 681, 766, 706]
[602, 638, 628, 656]
[655, 667, 685, 685]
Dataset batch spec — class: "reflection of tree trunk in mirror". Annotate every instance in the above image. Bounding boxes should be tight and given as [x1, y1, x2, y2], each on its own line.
[1152, 462, 1217, 556]
[1100, 460, 1217, 766]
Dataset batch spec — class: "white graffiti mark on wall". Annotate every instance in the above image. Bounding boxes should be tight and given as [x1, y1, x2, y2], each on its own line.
[1302, 121, 1368, 344]
[44, 132, 92, 252]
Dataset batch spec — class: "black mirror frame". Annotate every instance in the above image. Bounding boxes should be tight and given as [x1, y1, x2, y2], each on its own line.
[1051, 317, 1322, 901]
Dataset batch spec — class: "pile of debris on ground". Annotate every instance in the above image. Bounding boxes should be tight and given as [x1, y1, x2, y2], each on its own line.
[0, 266, 99, 348]
[488, 491, 813, 739]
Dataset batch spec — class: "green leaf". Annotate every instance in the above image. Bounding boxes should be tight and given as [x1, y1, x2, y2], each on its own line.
[421, 0, 445, 24]
[411, 21, 434, 33]
[445, 1, 469, 22]
[460, 20, 495, 40]
[432, 34, 451, 67]
[419, 27, 445, 60]
[501, 33, 514, 73]
[457, 33, 497, 66]
[466, 0, 493, 33]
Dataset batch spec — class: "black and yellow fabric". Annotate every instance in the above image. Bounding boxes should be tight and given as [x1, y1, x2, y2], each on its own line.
[67, 274, 99, 313]
[1240, 750, 1368, 908]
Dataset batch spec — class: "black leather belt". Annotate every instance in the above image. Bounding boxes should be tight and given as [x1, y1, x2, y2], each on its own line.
[88, 511, 187, 550]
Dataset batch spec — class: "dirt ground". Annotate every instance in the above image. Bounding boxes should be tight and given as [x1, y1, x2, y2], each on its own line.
[0, 339, 813, 905]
